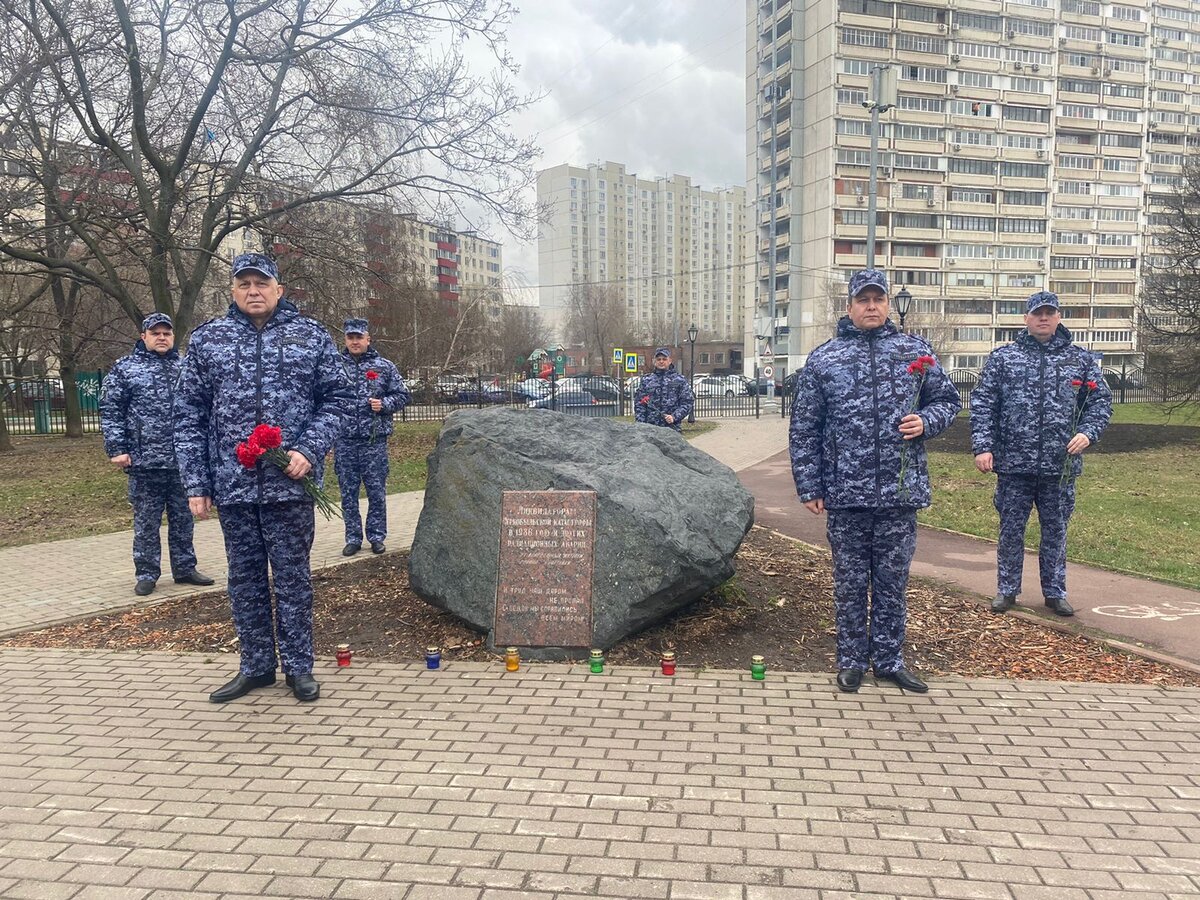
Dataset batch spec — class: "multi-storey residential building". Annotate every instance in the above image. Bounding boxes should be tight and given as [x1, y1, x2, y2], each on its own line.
[538, 162, 747, 346]
[747, 0, 1194, 374]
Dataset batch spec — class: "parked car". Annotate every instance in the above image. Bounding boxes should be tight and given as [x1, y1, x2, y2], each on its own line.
[693, 375, 750, 398]
[1103, 372, 1146, 391]
[746, 376, 783, 396]
[527, 384, 606, 410]
[2, 379, 67, 410]
[560, 375, 620, 402]
[511, 378, 554, 401]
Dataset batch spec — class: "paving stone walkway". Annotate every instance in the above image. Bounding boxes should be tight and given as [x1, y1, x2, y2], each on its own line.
[0, 649, 1198, 899]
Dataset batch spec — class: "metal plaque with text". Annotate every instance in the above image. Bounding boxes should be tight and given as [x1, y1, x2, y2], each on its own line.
[494, 490, 596, 648]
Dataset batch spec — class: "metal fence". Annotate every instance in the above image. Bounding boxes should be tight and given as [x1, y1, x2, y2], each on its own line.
[2, 373, 105, 435]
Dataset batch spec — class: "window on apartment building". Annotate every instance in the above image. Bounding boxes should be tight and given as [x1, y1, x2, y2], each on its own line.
[957, 72, 995, 90]
[1103, 158, 1139, 173]
[1005, 48, 1052, 65]
[1094, 305, 1133, 317]
[1055, 132, 1093, 147]
[892, 269, 942, 285]
[1062, 26, 1101, 42]
[842, 58, 872, 76]
[998, 297, 1030, 312]
[900, 65, 947, 83]
[1002, 135, 1045, 151]
[1110, 4, 1140, 20]
[1056, 154, 1094, 170]
[1049, 281, 1090, 295]
[948, 158, 997, 175]
[900, 183, 936, 200]
[1003, 106, 1050, 124]
[893, 153, 939, 170]
[1094, 257, 1137, 270]
[945, 243, 990, 258]
[837, 149, 873, 166]
[1156, 89, 1185, 104]
[1150, 174, 1182, 189]
[1011, 77, 1046, 93]
[1153, 26, 1187, 43]
[898, 4, 944, 23]
[1061, 52, 1098, 70]
[1103, 183, 1141, 197]
[995, 328, 1025, 342]
[836, 118, 874, 136]
[1057, 181, 1092, 195]
[1051, 256, 1091, 269]
[949, 215, 994, 231]
[1106, 108, 1141, 123]
[1053, 231, 1090, 245]
[837, 88, 869, 105]
[895, 124, 943, 142]
[894, 213, 940, 228]
[1002, 191, 1047, 206]
[955, 41, 1001, 59]
[955, 12, 1000, 31]
[954, 328, 988, 342]
[841, 27, 890, 48]
[996, 245, 1044, 260]
[953, 355, 988, 369]
[1097, 208, 1137, 222]
[897, 34, 948, 55]
[1000, 218, 1046, 233]
[1001, 162, 1048, 179]
[1105, 83, 1144, 99]
[1154, 47, 1189, 63]
[1007, 17, 1053, 37]
[951, 129, 995, 147]
[1109, 58, 1145, 75]
[1059, 79, 1099, 95]
[1092, 330, 1133, 343]
[1106, 30, 1144, 47]
[949, 188, 994, 203]
[899, 95, 946, 113]
[947, 297, 994, 315]
[949, 99, 992, 116]
[838, 0, 893, 16]
[1053, 205, 1092, 220]
[1061, 1, 1100, 17]
[947, 272, 992, 287]
[892, 243, 938, 256]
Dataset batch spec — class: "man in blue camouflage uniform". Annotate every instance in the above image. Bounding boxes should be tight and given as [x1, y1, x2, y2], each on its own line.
[970, 291, 1112, 617]
[790, 269, 960, 694]
[174, 253, 351, 704]
[634, 347, 694, 432]
[101, 313, 213, 596]
[335, 317, 410, 556]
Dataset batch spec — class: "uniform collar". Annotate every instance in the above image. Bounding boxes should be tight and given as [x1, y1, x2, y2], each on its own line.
[226, 297, 299, 330]
[837, 315, 898, 340]
[133, 339, 179, 360]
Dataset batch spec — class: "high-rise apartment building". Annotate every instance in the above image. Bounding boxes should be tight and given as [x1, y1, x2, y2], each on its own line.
[538, 162, 747, 345]
[748, 0, 1192, 374]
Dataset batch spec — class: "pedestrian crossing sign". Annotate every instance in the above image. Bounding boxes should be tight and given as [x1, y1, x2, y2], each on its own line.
[612, 348, 624, 364]
[625, 354, 638, 373]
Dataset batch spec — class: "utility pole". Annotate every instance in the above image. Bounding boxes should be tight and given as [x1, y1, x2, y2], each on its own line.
[864, 65, 896, 270]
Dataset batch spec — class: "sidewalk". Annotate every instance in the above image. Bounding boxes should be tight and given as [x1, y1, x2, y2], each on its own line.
[1, 648, 1197, 900]
[0, 417, 789, 639]
[740, 449, 1200, 669]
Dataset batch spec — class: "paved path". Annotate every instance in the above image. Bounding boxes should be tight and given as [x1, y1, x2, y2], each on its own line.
[1, 649, 1198, 899]
[0, 416, 789, 639]
[741, 450, 1200, 669]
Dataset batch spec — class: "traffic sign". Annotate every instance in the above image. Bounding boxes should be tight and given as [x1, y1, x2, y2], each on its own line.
[612, 348, 624, 364]
[763, 365, 774, 379]
[624, 354, 638, 373]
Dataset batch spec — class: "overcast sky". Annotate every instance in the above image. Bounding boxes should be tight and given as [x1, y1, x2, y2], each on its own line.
[497, 0, 747, 293]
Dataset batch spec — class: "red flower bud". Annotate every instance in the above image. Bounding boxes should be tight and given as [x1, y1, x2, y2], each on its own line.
[365, 370, 379, 381]
[1086, 380, 1097, 390]
[1071, 379, 1083, 387]
[640, 395, 650, 404]
[251, 424, 283, 449]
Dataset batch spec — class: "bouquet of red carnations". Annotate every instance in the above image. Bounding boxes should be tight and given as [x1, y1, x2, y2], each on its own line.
[897, 354, 936, 500]
[235, 424, 340, 519]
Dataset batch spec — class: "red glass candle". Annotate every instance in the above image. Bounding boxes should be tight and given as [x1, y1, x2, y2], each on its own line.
[660, 651, 676, 676]
[336, 643, 352, 667]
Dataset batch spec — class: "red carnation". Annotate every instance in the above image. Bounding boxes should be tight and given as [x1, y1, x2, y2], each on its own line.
[365, 370, 379, 381]
[250, 423, 282, 449]
[236, 441, 262, 469]
[1086, 380, 1097, 390]
[640, 395, 650, 405]
[1071, 378, 1082, 387]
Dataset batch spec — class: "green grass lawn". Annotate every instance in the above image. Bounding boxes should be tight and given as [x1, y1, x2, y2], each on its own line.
[920, 437, 1200, 589]
[0, 416, 719, 548]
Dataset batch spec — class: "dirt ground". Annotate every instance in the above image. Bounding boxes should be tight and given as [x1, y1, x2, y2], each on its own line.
[4, 527, 1196, 686]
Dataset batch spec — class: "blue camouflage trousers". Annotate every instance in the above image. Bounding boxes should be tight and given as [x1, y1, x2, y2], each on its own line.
[826, 508, 917, 674]
[994, 474, 1076, 602]
[218, 502, 316, 677]
[128, 468, 196, 583]
[334, 439, 389, 544]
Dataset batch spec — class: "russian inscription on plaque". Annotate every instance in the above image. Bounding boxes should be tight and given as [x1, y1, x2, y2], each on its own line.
[494, 490, 596, 648]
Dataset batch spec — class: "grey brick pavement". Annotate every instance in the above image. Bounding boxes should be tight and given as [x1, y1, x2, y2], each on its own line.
[1, 649, 1198, 899]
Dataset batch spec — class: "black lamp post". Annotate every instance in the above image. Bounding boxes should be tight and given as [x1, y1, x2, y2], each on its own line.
[687, 322, 698, 424]
[894, 286, 913, 332]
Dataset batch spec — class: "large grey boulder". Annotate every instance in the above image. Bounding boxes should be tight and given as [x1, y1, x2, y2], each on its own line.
[409, 407, 755, 655]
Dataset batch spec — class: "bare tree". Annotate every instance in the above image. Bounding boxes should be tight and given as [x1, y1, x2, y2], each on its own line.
[564, 283, 632, 372]
[1138, 162, 1200, 404]
[0, 0, 537, 338]
[491, 304, 548, 374]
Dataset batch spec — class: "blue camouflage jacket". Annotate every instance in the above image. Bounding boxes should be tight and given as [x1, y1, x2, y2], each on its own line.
[790, 317, 961, 509]
[337, 346, 411, 442]
[172, 299, 353, 506]
[634, 366, 695, 432]
[970, 324, 1112, 478]
[100, 340, 181, 470]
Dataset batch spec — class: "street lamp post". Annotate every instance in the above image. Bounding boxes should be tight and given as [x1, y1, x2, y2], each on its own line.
[687, 323, 698, 424]
[894, 286, 913, 333]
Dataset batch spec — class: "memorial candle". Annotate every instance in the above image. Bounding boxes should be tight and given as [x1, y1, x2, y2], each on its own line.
[505, 647, 520, 672]
[750, 655, 766, 680]
[660, 651, 676, 676]
[336, 644, 352, 667]
[589, 649, 604, 674]
[425, 646, 441, 669]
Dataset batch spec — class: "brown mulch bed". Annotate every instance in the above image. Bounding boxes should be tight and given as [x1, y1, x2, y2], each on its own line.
[3, 528, 1197, 687]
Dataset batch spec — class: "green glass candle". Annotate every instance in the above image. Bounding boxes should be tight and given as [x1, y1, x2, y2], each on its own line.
[589, 649, 604, 674]
[750, 655, 766, 680]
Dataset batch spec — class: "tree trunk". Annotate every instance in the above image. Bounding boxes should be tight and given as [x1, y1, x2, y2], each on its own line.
[0, 398, 13, 452]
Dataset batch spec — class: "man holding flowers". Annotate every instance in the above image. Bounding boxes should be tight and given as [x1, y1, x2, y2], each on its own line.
[970, 291, 1112, 617]
[335, 317, 410, 557]
[789, 269, 960, 694]
[174, 253, 352, 704]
